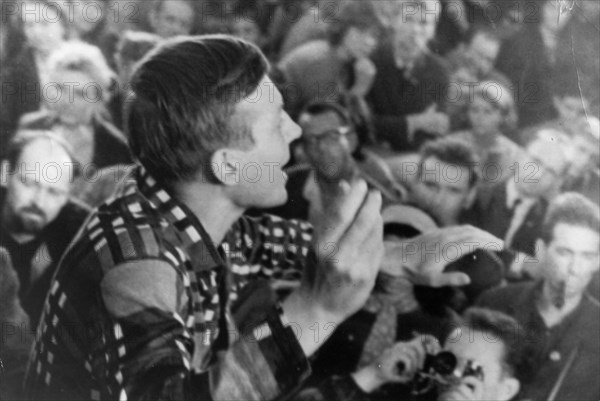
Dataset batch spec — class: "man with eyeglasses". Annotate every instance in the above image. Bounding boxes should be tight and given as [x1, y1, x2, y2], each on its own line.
[467, 129, 570, 275]
[266, 102, 405, 221]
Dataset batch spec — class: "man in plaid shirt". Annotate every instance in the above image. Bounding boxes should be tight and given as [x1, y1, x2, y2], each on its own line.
[24, 36, 501, 400]
[24, 35, 386, 400]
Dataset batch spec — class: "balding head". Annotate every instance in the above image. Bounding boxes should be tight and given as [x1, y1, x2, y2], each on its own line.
[2, 133, 75, 236]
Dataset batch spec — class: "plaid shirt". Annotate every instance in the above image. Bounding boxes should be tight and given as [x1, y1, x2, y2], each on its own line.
[25, 166, 314, 400]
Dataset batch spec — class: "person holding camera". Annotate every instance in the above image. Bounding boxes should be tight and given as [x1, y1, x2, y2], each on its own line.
[293, 307, 525, 401]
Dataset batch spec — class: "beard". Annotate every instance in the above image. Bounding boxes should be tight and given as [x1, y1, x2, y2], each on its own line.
[11, 206, 48, 236]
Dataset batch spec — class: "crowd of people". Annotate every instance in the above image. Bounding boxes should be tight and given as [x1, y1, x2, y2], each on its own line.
[1, 0, 599, 400]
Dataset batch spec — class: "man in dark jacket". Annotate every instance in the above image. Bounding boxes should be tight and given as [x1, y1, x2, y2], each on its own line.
[1, 131, 90, 327]
[478, 193, 600, 401]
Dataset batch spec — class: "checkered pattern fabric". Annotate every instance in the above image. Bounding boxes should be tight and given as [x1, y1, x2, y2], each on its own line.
[25, 166, 313, 400]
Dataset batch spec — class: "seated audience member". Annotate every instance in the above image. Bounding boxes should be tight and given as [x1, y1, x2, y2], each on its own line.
[1, 0, 66, 154]
[403, 137, 505, 311]
[446, 28, 508, 84]
[147, 0, 195, 38]
[406, 137, 479, 227]
[295, 307, 526, 401]
[452, 82, 523, 186]
[495, 0, 598, 129]
[0, 131, 90, 327]
[367, 0, 451, 152]
[562, 118, 600, 205]
[278, 2, 382, 119]
[18, 41, 132, 200]
[63, 0, 120, 67]
[265, 102, 405, 220]
[478, 193, 600, 401]
[110, 30, 162, 129]
[467, 130, 570, 258]
[445, 29, 511, 131]
[436, 307, 525, 401]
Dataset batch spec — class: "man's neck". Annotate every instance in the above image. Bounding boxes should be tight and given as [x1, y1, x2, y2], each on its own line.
[537, 282, 583, 328]
[174, 182, 243, 246]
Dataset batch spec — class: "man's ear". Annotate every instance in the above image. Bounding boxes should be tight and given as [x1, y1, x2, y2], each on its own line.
[499, 377, 520, 401]
[210, 148, 243, 186]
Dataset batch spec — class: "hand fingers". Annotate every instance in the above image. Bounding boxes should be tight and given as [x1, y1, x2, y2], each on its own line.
[339, 190, 383, 260]
[319, 179, 369, 243]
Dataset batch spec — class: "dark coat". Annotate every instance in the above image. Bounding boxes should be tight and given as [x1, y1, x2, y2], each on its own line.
[478, 282, 600, 401]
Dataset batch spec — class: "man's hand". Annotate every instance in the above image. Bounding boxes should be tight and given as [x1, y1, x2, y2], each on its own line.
[438, 376, 485, 401]
[283, 179, 384, 356]
[381, 226, 504, 287]
[350, 57, 377, 97]
[352, 335, 439, 393]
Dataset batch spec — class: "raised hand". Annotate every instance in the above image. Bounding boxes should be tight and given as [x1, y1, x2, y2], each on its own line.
[381, 225, 504, 287]
[283, 179, 384, 356]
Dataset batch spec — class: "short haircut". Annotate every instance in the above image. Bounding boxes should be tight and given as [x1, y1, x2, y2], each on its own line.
[418, 137, 480, 187]
[326, 1, 383, 47]
[116, 30, 161, 65]
[460, 307, 529, 382]
[299, 102, 352, 127]
[47, 41, 115, 91]
[126, 35, 268, 184]
[541, 192, 600, 243]
[4, 129, 81, 178]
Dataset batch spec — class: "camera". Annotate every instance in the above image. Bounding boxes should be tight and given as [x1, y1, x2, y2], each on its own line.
[410, 351, 484, 395]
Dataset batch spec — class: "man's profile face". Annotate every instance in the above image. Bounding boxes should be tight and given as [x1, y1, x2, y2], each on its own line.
[300, 111, 356, 181]
[541, 223, 600, 300]
[151, 1, 195, 38]
[3, 139, 71, 236]
[441, 328, 517, 401]
[410, 156, 473, 226]
[227, 76, 301, 209]
[515, 137, 568, 198]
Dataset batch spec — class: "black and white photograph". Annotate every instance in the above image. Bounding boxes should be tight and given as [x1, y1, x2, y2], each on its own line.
[1, 1, 598, 400]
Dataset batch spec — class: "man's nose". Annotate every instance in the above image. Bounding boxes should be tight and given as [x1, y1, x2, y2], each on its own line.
[283, 113, 302, 143]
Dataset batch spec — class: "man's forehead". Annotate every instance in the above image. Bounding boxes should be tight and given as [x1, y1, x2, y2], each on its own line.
[300, 111, 344, 134]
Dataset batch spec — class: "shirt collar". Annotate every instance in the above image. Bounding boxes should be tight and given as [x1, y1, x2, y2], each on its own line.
[133, 165, 225, 270]
[506, 179, 536, 209]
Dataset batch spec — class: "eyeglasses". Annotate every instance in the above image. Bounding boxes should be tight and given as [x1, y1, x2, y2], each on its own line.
[303, 126, 354, 147]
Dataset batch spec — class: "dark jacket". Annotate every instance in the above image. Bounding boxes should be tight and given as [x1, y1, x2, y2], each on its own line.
[367, 49, 450, 152]
[478, 282, 600, 401]
[0, 188, 91, 326]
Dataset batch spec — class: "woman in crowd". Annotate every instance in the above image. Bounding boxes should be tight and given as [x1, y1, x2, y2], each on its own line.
[18, 41, 131, 201]
[453, 82, 523, 187]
